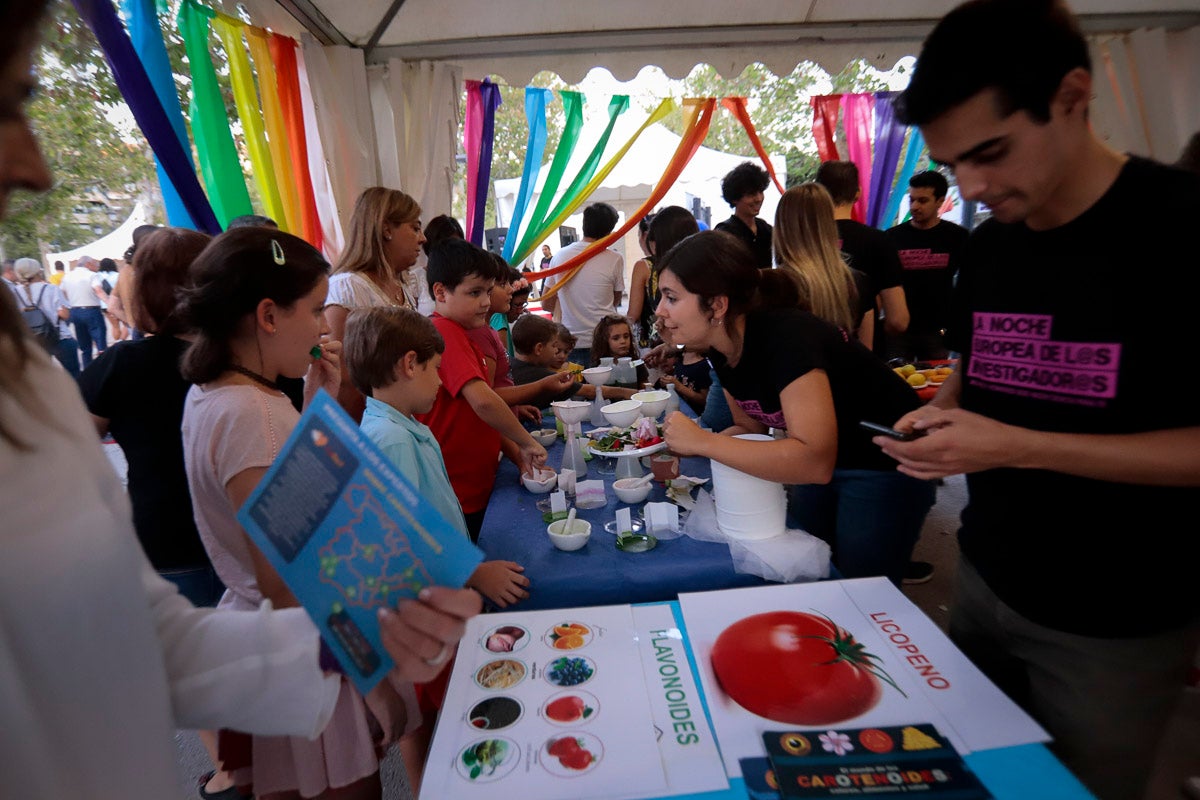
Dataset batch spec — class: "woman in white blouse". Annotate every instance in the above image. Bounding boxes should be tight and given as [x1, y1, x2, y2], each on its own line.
[324, 187, 428, 421]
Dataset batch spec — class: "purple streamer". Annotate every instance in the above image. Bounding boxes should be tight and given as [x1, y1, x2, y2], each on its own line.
[72, 0, 221, 235]
[469, 78, 503, 246]
[867, 91, 907, 228]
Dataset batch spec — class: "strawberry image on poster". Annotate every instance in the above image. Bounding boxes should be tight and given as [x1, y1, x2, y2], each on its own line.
[542, 690, 599, 726]
[710, 610, 906, 725]
[541, 732, 604, 777]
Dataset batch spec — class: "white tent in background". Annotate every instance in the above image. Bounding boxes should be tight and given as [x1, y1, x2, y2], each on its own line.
[493, 122, 786, 267]
[43, 202, 151, 269]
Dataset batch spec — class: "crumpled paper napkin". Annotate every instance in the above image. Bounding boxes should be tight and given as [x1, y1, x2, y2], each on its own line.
[683, 489, 830, 583]
[663, 475, 709, 510]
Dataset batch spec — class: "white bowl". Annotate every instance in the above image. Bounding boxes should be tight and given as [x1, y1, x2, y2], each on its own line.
[580, 366, 613, 386]
[547, 518, 592, 551]
[612, 477, 651, 504]
[521, 468, 558, 494]
[531, 428, 558, 447]
[630, 389, 669, 420]
[551, 399, 591, 425]
[600, 399, 643, 428]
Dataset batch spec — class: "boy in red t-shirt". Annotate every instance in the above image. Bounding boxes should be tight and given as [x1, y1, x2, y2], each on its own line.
[416, 239, 548, 541]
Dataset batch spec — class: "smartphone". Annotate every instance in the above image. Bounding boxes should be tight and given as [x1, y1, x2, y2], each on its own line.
[859, 420, 926, 442]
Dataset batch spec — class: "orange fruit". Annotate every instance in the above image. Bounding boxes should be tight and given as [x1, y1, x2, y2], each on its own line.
[568, 623, 590, 635]
[554, 634, 585, 649]
[936, 367, 954, 376]
[553, 625, 576, 636]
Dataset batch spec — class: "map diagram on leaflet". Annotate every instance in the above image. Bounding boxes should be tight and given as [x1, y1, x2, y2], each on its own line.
[318, 484, 435, 608]
[238, 390, 484, 695]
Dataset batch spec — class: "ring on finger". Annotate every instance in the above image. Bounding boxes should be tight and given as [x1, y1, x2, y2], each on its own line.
[423, 642, 451, 668]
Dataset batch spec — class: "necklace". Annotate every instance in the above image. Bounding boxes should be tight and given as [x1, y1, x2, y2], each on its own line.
[228, 364, 280, 392]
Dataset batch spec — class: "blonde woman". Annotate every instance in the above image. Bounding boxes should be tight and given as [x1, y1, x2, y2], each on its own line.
[325, 187, 427, 420]
[773, 183, 874, 349]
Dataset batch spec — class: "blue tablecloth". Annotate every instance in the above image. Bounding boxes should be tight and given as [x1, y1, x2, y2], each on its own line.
[477, 433, 770, 610]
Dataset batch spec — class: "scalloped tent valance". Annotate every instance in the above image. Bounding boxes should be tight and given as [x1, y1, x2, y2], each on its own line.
[251, 0, 1199, 82]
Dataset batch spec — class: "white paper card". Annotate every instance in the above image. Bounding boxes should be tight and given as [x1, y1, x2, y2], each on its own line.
[615, 507, 632, 535]
[550, 490, 567, 514]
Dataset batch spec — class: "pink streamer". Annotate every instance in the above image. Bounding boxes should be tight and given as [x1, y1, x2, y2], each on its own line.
[842, 93, 876, 223]
[464, 81, 484, 239]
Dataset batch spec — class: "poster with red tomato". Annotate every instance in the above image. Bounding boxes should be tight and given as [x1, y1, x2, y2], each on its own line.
[678, 578, 1047, 779]
[421, 603, 728, 800]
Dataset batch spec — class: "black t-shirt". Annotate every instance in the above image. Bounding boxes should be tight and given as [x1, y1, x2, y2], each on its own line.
[947, 156, 1200, 637]
[78, 336, 212, 570]
[886, 220, 969, 335]
[708, 308, 920, 472]
[836, 219, 903, 291]
[671, 357, 714, 415]
[716, 215, 773, 269]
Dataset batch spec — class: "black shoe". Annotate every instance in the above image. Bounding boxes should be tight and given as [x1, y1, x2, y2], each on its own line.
[902, 561, 935, 585]
[198, 772, 243, 800]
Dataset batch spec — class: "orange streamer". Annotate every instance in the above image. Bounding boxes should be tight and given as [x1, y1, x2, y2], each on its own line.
[721, 97, 785, 195]
[269, 33, 322, 250]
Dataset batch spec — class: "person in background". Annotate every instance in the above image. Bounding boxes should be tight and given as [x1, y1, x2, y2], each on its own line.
[885, 170, 969, 361]
[113, 223, 162, 341]
[79, 228, 218, 604]
[60, 254, 107, 367]
[541, 202, 624, 365]
[589, 314, 648, 387]
[226, 214, 278, 230]
[877, 1, 1200, 796]
[97, 256, 127, 344]
[715, 162, 773, 269]
[815, 160, 910, 354]
[0, 3, 481, 796]
[422, 213, 465, 253]
[774, 182, 874, 349]
[626, 212, 658, 349]
[10, 256, 76, 374]
[49, 259, 65, 285]
[325, 187, 427, 422]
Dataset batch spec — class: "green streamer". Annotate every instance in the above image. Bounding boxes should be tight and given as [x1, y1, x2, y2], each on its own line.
[178, 0, 252, 227]
[511, 94, 630, 266]
[509, 90, 584, 262]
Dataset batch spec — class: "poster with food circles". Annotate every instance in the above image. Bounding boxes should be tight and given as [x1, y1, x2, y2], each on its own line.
[421, 604, 686, 799]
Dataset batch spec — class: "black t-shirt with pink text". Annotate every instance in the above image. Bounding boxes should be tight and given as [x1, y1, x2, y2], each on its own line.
[886, 219, 969, 335]
[947, 156, 1200, 637]
[708, 308, 919, 473]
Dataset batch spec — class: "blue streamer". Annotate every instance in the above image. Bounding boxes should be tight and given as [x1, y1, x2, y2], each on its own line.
[882, 128, 927, 229]
[501, 87, 554, 262]
[120, 0, 197, 229]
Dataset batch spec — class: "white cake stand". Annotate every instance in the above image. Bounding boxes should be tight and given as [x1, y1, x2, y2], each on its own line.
[587, 440, 668, 479]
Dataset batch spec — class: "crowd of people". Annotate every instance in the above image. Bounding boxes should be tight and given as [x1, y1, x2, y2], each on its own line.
[3, 0, 1198, 799]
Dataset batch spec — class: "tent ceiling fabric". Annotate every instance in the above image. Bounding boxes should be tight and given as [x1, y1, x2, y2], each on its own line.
[274, 0, 1200, 82]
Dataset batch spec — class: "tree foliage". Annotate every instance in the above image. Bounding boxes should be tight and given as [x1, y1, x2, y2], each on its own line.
[2, 0, 159, 260]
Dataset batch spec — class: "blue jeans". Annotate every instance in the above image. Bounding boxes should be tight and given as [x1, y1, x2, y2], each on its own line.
[55, 336, 80, 378]
[69, 306, 106, 367]
[787, 469, 936, 587]
[161, 565, 225, 607]
[701, 368, 734, 431]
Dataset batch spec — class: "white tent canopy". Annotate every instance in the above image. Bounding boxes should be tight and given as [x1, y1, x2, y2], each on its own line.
[221, 0, 1200, 255]
[43, 202, 150, 270]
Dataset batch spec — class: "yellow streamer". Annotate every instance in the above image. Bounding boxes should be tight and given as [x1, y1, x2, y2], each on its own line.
[245, 26, 302, 233]
[212, 14, 287, 229]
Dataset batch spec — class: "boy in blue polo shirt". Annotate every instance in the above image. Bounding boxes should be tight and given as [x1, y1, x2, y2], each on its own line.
[345, 306, 530, 609]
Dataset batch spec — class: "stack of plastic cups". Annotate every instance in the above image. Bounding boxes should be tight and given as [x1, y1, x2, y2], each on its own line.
[709, 434, 786, 540]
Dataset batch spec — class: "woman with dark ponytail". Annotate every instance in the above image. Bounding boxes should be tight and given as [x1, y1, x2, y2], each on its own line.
[656, 231, 935, 586]
[180, 228, 413, 799]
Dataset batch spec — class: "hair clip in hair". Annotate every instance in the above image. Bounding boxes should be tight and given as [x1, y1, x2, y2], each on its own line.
[271, 239, 286, 266]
